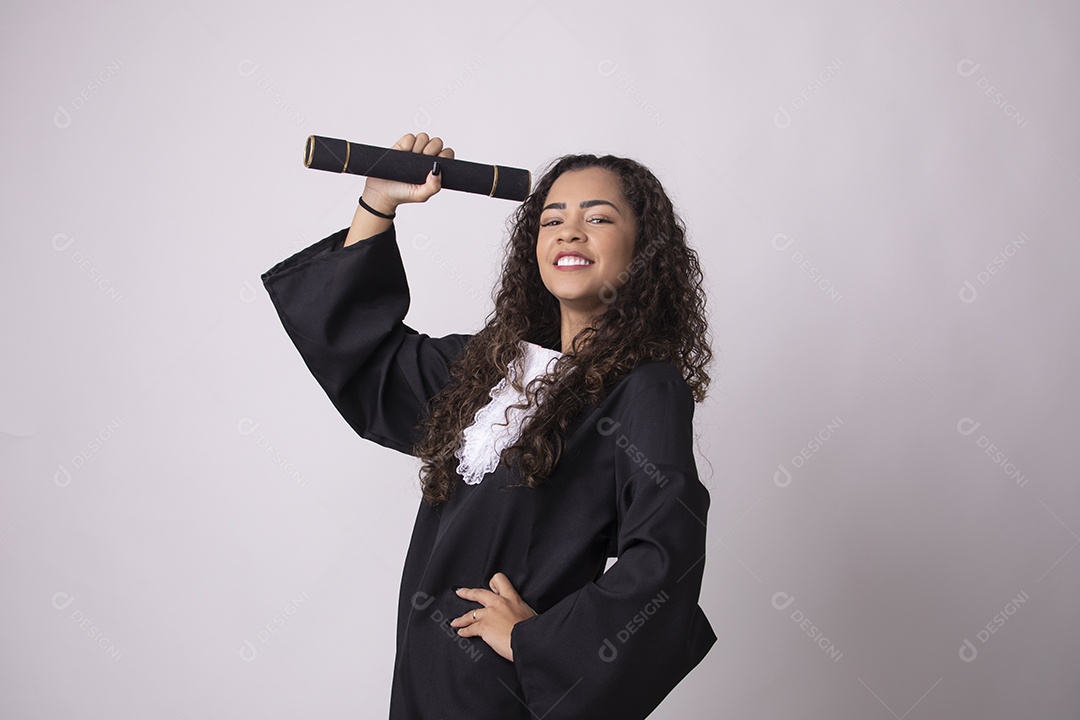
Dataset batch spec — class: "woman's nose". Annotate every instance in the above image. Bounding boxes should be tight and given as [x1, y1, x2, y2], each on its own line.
[556, 215, 586, 242]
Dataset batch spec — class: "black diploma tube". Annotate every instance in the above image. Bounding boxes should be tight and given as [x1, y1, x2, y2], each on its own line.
[304, 135, 532, 201]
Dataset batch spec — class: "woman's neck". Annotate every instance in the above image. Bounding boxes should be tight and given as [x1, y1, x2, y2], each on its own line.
[559, 308, 599, 354]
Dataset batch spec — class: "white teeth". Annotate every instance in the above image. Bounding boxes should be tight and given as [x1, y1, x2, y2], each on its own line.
[556, 256, 593, 267]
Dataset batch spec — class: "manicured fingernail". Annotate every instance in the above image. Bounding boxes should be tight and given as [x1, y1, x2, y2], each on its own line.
[432, 160, 441, 176]
[451, 585, 462, 591]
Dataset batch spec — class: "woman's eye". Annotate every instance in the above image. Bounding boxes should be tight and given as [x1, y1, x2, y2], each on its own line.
[540, 217, 610, 227]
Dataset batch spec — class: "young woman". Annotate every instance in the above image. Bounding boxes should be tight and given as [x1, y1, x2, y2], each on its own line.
[262, 132, 717, 719]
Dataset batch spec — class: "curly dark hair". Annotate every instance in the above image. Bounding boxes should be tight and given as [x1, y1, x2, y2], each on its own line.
[412, 153, 713, 506]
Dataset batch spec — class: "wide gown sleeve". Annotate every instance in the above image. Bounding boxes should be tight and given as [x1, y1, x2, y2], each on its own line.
[509, 372, 717, 720]
[260, 224, 471, 456]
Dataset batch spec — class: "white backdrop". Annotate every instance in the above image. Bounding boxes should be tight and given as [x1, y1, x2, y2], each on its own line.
[2, 1, 1078, 718]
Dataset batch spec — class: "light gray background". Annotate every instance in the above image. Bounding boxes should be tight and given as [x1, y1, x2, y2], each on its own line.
[2, 0, 1077, 718]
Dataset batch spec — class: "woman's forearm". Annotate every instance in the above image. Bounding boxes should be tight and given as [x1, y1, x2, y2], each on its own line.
[344, 190, 398, 247]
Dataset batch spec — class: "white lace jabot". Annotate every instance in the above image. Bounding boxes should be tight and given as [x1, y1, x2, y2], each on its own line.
[454, 340, 563, 485]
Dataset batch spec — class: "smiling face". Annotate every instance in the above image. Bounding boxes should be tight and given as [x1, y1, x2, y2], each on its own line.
[536, 167, 638, 323]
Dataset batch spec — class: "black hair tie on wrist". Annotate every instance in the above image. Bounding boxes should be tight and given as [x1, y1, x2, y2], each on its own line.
[358, 195, 396, 219]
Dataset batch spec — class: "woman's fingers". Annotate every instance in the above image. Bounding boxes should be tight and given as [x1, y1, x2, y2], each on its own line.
[421, 136, 444, 155]
[392, 132, 452, 159]
[412, 132, 429, 152]
[449, 608, 478, 628]
[488, 572, 518, 597]
[393, 132, 431, 152]
[455, 585, 497, 604]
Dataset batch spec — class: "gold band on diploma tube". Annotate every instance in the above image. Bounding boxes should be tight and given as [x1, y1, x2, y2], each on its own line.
[342, 141, 351, 173]
[489, 165, 499, 196]
[304, 136, 314, 167]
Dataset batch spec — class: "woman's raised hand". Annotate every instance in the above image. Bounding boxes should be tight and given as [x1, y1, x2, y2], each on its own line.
[345, 132, 456, 247]
[361, 132, 456, 214]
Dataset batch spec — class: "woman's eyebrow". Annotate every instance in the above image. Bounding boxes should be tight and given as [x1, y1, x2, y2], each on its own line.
[542, 199, 622, 214]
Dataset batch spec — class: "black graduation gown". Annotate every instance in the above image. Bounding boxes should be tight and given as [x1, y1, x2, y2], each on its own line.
[261, 223, 717, 720]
